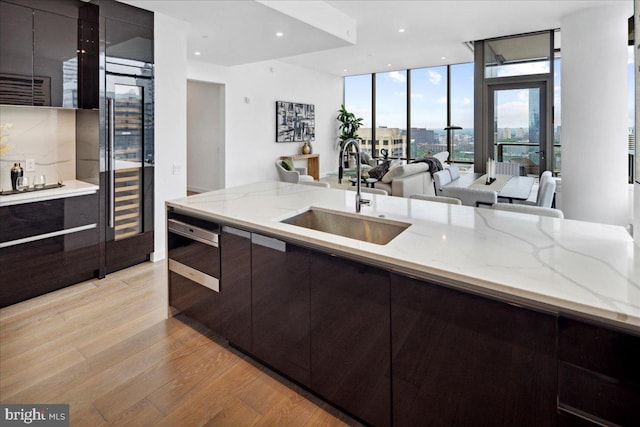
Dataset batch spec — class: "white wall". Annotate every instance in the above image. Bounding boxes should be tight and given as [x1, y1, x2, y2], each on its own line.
[152, 12, 188, 261]
[560, 4, 631, 226]
[188, 59, 343, 187]
[187, 80, 225, 192]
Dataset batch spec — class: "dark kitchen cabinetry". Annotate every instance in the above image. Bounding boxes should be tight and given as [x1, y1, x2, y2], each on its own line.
[0, 0, 82, 107]
[558, 317, 640, 426]
[251, 234, 311, 387]
[33, 10, 78, 107]
[310, 253, 391, 427]
[0, 1, 33, 105]
[390, 273, 557, 427]
[220, 226, 252, 352]
[101, 0, 154, 65]
[0, 193, 100, 307]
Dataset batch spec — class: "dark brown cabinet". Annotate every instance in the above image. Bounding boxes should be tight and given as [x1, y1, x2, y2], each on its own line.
[100, 0, 154, 65]
[251, 234, 310, 387]
[0, 1, 34, 105]
[391, 273, 557, 427]
[0, 193, 100, 307]
[0, 0, 81, 107]
[220, 226, 252, 352]
[310, 253, 391, 427]
[33, 9, 78, 107]
[558, 317, 640, 426]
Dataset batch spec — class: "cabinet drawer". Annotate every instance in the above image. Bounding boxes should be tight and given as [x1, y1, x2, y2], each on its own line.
[169, 272, 220, 333]
[558, 362, 640, 426]
[559, 317, 640, 384]
[0, 228, 99, 307]
[1, 193, 99, 243]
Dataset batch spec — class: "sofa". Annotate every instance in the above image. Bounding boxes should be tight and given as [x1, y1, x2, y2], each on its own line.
[374, 151, 449, 197]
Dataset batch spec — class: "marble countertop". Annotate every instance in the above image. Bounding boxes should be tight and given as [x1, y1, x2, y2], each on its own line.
[167, 181, 640, 332]
[0, 179, 99, 207]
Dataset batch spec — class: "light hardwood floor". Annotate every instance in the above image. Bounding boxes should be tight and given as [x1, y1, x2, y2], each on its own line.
[0, 261, 359, 426]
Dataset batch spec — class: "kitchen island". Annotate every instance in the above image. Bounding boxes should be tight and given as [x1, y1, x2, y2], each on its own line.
[167, 181, 640, 427]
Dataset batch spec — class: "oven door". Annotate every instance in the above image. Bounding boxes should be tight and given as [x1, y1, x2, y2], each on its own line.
[167, 217, 220, 291]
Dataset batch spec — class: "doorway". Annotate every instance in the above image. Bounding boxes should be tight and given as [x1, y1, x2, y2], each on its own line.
[488, 83, 547, 177]
[186, 80, 225, 194]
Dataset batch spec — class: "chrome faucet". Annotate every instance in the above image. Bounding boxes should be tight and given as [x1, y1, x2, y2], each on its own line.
[340, 138, 370, 213]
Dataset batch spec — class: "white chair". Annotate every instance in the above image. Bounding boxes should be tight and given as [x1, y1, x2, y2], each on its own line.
[346, 187, 388, 195]
[540, 170, 553, 184]
[442, 186, 497, 207]
[409, 194, 462, 205]
[433, 170, 452, 195]
[275, 160, 314, 183]
[535, 178, 556, 208]
[491, 203, 564, 218]
[495, 161, 520, 176]
[299, 181, 330, 188]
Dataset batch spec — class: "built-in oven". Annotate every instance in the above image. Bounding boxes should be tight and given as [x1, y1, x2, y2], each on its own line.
[167, 210, 221, 331]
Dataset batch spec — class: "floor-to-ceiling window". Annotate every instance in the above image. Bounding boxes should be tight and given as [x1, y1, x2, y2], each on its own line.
[343, 74, 372, 154]
[375, 71, 407, 158]
[450, 63, 475, 164]
[344, 62, 474, 163]
[553, 54, 562, 176]
[410, 66, 447, 158]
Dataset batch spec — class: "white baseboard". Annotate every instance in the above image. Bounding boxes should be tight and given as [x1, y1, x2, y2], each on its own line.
[151, 250, 166, 262]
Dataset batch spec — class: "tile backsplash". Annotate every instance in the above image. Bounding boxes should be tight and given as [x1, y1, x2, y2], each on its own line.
[0, 106, 76, 191]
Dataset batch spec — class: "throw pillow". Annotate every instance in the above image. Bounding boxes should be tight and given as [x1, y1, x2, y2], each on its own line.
[368, 161, 390, 179]
[281, 157, 295, 171]
[381, 163, 428, 183]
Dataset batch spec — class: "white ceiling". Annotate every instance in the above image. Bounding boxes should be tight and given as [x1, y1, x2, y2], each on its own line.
[124, 0, 631, 76]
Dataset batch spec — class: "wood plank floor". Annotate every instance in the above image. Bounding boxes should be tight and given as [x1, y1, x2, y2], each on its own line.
[0, 261, 360, 426]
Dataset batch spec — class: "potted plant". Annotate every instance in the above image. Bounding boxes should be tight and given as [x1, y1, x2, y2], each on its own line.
[336, 104, 363, 151]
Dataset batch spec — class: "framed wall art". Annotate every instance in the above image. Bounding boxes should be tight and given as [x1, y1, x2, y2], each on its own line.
[276, 101, 315, 142]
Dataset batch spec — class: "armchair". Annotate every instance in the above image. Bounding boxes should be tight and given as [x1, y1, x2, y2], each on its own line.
[275, 161, 314, 183]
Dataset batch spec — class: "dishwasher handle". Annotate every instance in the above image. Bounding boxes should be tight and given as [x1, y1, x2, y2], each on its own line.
[168, 219, 219, 247]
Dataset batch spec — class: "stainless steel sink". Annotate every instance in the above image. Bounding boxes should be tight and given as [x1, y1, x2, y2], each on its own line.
[280, 207, 410, 245]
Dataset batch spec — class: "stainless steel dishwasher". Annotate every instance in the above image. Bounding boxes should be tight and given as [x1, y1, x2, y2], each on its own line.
[167, 210, 221, 332]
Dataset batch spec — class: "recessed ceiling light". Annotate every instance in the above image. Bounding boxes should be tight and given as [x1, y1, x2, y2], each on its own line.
[275, 32, 284, 37]
[387, 63, 392, 67]
[398, 28, 405, 33]
[194, 51, 201, 56]
[343, 69, 348, 72]
[441, 56, 446, 60]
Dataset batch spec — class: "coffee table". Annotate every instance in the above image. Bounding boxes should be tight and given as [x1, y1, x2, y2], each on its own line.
[349, 177, 378, 188]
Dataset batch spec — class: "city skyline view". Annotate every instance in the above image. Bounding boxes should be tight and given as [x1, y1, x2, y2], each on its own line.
[345, 45, 634, 135]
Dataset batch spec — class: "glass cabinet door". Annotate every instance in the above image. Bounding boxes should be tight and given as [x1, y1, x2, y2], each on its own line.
[109, 81, 143, 240]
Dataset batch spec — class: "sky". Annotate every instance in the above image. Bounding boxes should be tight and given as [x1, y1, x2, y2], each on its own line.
[345, 48, 635, 132]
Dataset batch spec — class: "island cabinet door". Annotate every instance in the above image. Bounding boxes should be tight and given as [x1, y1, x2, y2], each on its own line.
[390, 273, 557, 427]
[220, 226, 252, 352]
[558, 317, 640, 426]
[309, 252, 391, 427]
[251, 234, 310, 387]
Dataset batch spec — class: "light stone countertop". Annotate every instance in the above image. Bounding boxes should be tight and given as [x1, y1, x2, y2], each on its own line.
[0, 179, 99, 207]
[167, 181, 640, 333]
